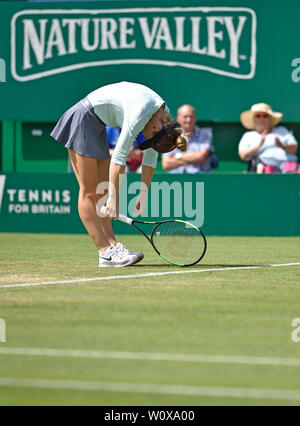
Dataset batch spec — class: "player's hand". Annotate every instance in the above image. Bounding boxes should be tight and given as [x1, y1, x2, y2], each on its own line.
[104, 197, 119, 219]
[133, 191, 148, 217]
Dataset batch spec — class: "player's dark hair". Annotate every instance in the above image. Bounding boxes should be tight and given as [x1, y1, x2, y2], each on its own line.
[140, 123, 186, 154]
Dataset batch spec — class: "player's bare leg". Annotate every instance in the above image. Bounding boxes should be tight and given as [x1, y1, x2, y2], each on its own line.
[69, 149, 143, 266]
[95, 157, 144, 266]
[68, 149, 112, 251]
[96, 157, 117, 245]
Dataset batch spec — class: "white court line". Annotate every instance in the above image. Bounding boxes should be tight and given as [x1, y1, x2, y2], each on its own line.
[0, 377, 300, 401]
[0, 346, 300, 367]
[0, 263, 299, 289]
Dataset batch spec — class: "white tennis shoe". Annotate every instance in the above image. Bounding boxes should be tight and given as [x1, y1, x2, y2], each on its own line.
[99, 243, 144, 267]
[116, 242, 144, 262]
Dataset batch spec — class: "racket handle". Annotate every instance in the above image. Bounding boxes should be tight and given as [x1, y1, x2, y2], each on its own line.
[118, 214, 133, 225]
[99, 206, 133, 225]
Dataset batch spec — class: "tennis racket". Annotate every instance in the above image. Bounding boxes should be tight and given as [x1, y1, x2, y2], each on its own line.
[101, 207, 207, 267]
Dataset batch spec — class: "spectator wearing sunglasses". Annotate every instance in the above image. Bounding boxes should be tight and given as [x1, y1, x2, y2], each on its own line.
[238, 103, 298, 173]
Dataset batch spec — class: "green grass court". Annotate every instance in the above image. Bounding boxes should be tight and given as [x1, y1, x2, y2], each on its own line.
[0, 233, 300, 406]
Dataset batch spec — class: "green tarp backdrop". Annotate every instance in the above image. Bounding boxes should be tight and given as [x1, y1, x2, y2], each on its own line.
[0, 0, 300, 122]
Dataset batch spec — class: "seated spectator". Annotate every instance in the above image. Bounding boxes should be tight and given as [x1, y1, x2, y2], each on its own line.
[239, 103, 299, 173]
[106, 126, 145, 172]
[162, 104, 217, 173]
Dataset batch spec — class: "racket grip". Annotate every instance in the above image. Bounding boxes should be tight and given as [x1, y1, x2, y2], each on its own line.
[99, 206, 133, 225]
[118, 214, 133, 225]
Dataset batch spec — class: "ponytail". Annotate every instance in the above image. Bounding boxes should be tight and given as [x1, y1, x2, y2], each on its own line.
[174, 135, 187, 152]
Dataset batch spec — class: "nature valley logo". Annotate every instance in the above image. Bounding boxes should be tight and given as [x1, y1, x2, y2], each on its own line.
[11, 7, 257, 82]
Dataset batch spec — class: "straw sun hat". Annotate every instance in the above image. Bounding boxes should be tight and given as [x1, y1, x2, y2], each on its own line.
[240, 103, 283, 130]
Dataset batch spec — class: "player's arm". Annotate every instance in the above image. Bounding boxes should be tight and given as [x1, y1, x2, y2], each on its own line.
[106, 124, 135, 217]
[140, 147, 157, 190]
[141, 164, 155, 191]
[133, 164, 155, 217]
[106, 162, 126, 218]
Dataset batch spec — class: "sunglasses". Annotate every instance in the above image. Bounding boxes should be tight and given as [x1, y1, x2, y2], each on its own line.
[254, 114, 270, 119]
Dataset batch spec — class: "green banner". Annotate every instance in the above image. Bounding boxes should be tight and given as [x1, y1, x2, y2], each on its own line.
[0, 172, 299, 236]
[0, 0, 300, 121]
[0, 173, 83, 233]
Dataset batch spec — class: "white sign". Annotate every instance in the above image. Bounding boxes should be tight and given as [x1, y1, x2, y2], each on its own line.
[0, 175, 71, 216]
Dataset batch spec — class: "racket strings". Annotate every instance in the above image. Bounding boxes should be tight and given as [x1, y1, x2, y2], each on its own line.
[152, 221, 204, 265]
[167, 232, 196, 259]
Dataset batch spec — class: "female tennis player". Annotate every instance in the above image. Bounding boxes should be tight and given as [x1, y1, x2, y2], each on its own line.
[51, 81, 186, 267]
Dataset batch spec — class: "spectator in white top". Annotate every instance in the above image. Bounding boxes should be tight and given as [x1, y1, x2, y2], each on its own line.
[239, 103, 298, 173]
[162, 104, 216, 173]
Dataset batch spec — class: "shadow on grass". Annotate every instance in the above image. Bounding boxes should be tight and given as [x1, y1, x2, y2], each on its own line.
[134, 264, 260, 268]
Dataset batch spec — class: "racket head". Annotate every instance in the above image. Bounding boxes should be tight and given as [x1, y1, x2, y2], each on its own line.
[150, 220, 207, 267]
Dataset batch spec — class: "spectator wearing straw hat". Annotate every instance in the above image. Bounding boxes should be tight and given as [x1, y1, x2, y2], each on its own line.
[238, 103, 298, 173]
